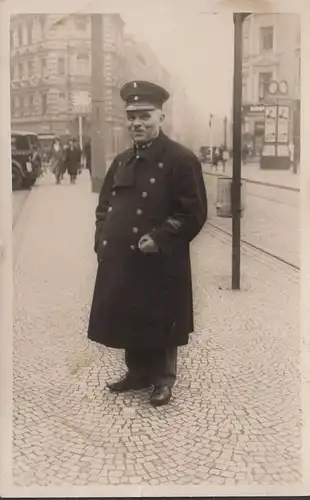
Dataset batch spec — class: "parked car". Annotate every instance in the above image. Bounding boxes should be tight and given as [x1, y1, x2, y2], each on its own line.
[11, 131, 42, 190]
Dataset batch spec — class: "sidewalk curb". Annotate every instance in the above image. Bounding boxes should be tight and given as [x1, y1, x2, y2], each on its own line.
[13, 187, 36, 270]
[203, 171, 300, 192]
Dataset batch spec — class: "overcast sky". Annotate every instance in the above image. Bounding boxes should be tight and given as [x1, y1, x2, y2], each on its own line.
[121, 11, 234, 122]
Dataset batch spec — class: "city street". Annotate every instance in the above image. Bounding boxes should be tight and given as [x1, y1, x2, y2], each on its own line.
[12, 170, 301, 489]
[204, 171, 299, 268]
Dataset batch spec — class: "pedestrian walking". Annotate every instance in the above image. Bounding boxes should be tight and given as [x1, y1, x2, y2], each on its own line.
[50, 137, 65, 184]
[83, 139, 91, 176]
[87, 80, 208, 407]
[64, 138, 80, 184]
[242, 144, 249, 165]
[211, 147, 220, 172]
[73, 138, 83, 175]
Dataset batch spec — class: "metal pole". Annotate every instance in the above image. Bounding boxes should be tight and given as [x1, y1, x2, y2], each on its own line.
[224, 115, 227, 148]
[78, 115, 83, 150]
[231, 13, 243, 290]
[90, 14, 106, 193]
[209, 114, 213, 166]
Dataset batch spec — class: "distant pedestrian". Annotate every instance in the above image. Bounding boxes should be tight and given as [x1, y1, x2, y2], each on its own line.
[242, 144, 249, 165]
[64, 138, 80, 184]
[88, 80, 208, 407]
[83, 139, 91, 175]
[220, 145, 229, 173]
[73, 138, 83, 175]
[211, 147, 220, 172]
[50, 137, 65, 184]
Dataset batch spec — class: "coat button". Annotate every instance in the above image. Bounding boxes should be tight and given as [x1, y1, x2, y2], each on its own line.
[150, 178, 156, 184]
[158, 162, 164, 168]
[108, 206, 112, 212]
[112, 191, 116, 196]
[136, 208, 143, 215]
[130, 245, 135, 250]
[142, 191, 148, 198]
[132, 227, 139, 233]
[102, 240, 107, 246]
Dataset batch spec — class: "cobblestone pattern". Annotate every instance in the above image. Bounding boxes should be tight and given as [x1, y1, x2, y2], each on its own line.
[12, 172, 301, 487]
[204, 175, 299, 268]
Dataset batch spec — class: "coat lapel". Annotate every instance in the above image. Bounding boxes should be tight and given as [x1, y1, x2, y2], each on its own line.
[112, 131, 169, 188]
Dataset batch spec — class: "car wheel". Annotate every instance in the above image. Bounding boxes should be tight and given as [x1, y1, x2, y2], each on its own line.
[12, 166, 24, 191]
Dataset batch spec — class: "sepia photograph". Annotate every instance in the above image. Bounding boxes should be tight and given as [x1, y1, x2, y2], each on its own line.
[0, 0, 309, 496]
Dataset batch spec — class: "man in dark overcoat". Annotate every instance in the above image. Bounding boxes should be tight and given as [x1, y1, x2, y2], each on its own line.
[88, 81, 208, 406]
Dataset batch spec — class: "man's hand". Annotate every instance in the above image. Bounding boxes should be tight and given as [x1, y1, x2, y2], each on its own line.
[138, 234, 159, 253]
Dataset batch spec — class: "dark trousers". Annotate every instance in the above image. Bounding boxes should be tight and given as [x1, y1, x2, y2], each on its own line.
[125, 347, 177, 388]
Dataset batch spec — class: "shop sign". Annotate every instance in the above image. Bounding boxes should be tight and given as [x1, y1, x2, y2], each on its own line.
[242, 104, 265, 115]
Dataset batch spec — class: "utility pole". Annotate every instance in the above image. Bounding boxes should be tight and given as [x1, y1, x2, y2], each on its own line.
[224, 115, 227, 149]
[231, 13, 250, 290]
[90, 14, 106, 193]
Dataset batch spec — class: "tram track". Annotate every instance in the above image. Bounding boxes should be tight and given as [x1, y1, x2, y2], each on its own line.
[208, 222, 300, 272]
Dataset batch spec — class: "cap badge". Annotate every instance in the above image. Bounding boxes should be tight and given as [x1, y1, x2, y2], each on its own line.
[134, 96, 139, 101]
[133, 82, 137, 88]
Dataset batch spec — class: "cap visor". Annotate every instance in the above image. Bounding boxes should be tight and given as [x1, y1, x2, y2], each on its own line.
[125, 103, 158, 111]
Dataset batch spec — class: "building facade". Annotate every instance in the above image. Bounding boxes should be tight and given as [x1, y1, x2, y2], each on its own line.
[242, 13, 301, 159]
[10, 14, 175, 159]
[10, 13, 126, 155]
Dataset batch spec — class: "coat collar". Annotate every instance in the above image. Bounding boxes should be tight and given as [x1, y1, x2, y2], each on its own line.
[122, 130, 169, 165]
[113, 131, 169, 188]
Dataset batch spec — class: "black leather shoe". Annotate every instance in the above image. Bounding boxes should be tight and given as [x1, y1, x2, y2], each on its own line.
[150, 385, 172, 406]
[106, 374, 150, 392]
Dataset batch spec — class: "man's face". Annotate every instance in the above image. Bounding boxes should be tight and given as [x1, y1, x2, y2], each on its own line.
[126, 108, 164, 145]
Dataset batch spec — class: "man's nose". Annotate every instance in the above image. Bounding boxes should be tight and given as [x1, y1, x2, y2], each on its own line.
[133, 120, 142, 128]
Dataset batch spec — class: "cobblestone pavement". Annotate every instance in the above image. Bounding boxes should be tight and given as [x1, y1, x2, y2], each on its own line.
[204, 174, 299, 268]
[12, 171, 301, 488]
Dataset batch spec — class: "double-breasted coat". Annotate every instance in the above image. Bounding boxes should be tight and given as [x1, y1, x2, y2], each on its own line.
[87, 131, 208, 350]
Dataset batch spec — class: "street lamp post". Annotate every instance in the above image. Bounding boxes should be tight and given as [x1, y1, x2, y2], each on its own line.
[90, 14, 106, 194]
[231, 13, 250, 290]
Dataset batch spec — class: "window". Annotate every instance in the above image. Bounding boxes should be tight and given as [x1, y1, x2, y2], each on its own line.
[27, 60, 34, 78]
[258, 72, 272, 99]
[42, 93, 48, 114]
[18, 62, 24, 79]
[76, 53, 90, 75]
[40, 58, 47, 77]
[18, 25, 23, 46]
[27, 21, 33, 45]
[29, 95, 34, 111]
[58, 57, 65, 75]
[15, 96, 20, 110]
[20, 97, 24, 115]
[260, 26, 273, 52]
[75, 15, 87, 30]
[39, 15, 46, 37]
[13, 135, 29, 150]
[242, 73, 247, 100]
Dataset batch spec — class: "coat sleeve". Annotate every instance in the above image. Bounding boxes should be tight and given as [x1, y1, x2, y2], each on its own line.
[149, 153, 208, 254]
[94, 158, 118, 253]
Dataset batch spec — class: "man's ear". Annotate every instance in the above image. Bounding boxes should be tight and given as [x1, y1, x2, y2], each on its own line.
[160, 112, 166, 123]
